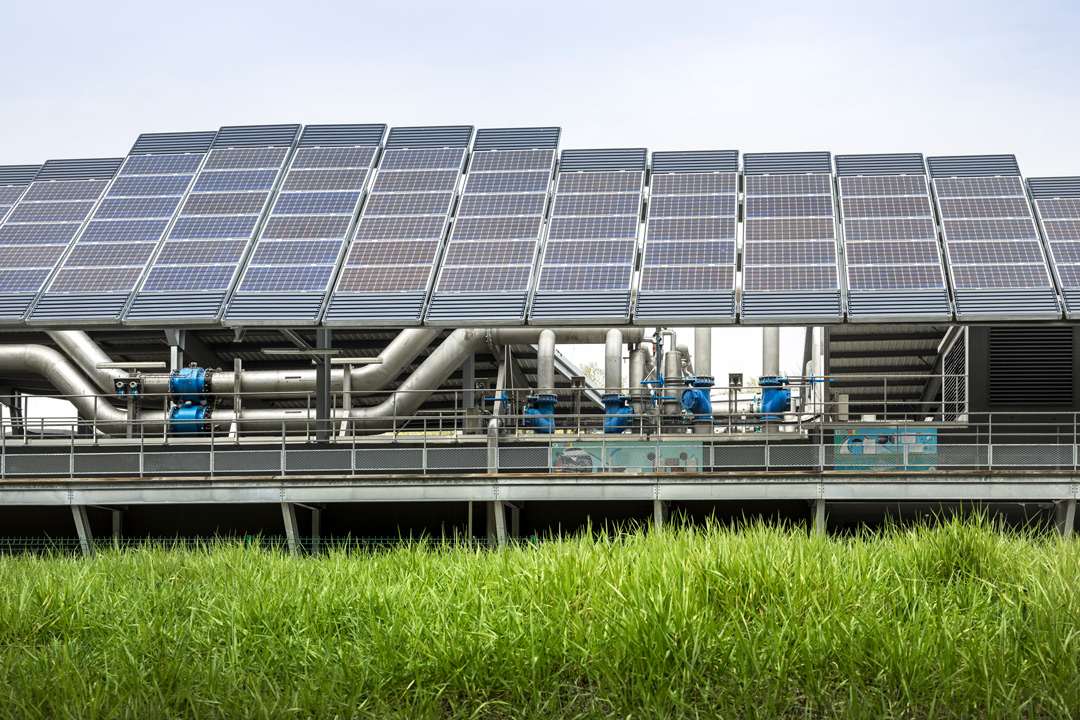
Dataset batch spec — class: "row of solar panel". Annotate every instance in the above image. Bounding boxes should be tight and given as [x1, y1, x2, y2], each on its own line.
[0, 126, 1078, 326]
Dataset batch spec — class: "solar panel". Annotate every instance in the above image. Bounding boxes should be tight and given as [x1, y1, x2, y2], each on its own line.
[741, 152, 841, 321]
[835, 153, 951, 320]
[528, 148, 646, 323]
[224, 124, 387, 324]
[1028, 176, 1080, 317]
[634, 150, 739, 323]
[324, 125, 473, 325]
[928, 155, 1058, 319]
[0, 158, 123, 323]
[426, 128, 560, 324]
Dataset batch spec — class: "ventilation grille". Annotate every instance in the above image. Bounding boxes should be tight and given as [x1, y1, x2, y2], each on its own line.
[1028, 177, 1080, 199]
[425, 293, 527, 323]
[927, 155, 1020, 178]
[0, 165, 42, 185]
[35, 158, 124, 181]
[473, 127, 560, 151]
[212, 124, 301, 148]
[530, 292, 631, 321]
[847, 290, 951, 319]
[298, 125, 387, 148]
[743, 152, 831, 175]
[988, 327, 1074, 406]
[651, 151, 738, 174]
[0, 294, 35, 320]
[29, 293, 129, 321]
[124, 292, 226, 322]
[385, 126, 474, 149]
[835, 153, 925, 176]
[741, 291, 842, 319]
[634, 292, 735, 321]
[130, 131, 217, 155]
[323, 293, 426, 324]
[559, 149, 647, 173]
[225, 293, 325, 323]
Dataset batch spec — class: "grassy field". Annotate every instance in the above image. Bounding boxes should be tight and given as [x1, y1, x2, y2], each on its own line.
[1, 520, 1078, 719]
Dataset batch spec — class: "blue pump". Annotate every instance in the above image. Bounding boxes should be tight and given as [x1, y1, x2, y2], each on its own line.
[680, 376, 714, 420]
[523, 394, 557, 434]
[170, 367, 210, 404]
[169, 402, 211, 435]
[759, 376, 791, 421]
[602, 394, 633, 433]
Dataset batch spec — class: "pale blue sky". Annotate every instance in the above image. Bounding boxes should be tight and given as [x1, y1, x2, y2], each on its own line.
[3, 0, 1078, 381]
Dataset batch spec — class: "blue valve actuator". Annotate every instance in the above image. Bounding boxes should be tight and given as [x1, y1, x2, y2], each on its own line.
[680, 376, 714, 418]
[169, 402, 211, 436]
[523, 393, 557, 434]
[602, 394, 633, 434]
[759, 376, 791, 421]
[170, 367, 210, 404]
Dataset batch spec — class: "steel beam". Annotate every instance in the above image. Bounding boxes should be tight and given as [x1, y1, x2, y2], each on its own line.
[71, 505, 93, 556]
[281, 502, 301, 557]
[1056, 498, 1076, 537]
[812, 498, 826, 536]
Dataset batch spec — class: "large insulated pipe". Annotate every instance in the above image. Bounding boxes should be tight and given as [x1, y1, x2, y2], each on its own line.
[695, 328, 712, 377]
[763, 327, 780, 377]
[676, 342, 694, 377]
[47, 331, 126, 394]
[605, 329, 623, 394]
[537, 329, 556, 394]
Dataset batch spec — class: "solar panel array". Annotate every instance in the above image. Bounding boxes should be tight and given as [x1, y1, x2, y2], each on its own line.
[928, 155, 1059, 319]
[741, 152, 841, 321]
[323, 126, 473, 325]
[123, 125, 301, 323]
[26, 135, 215, 323]
[835, 154, 951, 320]
[1029, 176, 1080, 317]
[1, 159, 124, 322]
[529, 148, 647, 322]
[425, 127, 559, 324]
[224, 125, 386, 324]
[635, 151, 738, 323]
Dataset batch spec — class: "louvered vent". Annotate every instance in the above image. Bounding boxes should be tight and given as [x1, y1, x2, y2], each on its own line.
[988, 327, 1074, 406]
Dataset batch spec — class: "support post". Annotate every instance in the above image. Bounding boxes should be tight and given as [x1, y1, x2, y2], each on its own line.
[315, 328, 331, 442]
[1055, 499, 1076, 538]
[510, 503, 520, 539]
[281, 502, 301, 557]
[812, 499, 826, 536]
[491, 501, 507, 547]
[653, 499, 668, 530]
[111, 509, 122, 543]
[311, 506, 321, 554]
[71, 505, 93, 556]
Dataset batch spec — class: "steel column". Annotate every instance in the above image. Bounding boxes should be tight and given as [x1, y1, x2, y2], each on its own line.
[71, 505, 93, 556]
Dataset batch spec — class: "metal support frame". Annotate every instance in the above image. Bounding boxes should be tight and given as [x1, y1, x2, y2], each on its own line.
[1055, 498, 1076, 538]
[653, 499, 669, 530]
[812, 498, 826, 536]
[315, 329, 331, 442]
[71, 505, 93, 556]
[487, 500, 507, 546]
[111, 508, 122, 541]
[281, 501, 301, 557]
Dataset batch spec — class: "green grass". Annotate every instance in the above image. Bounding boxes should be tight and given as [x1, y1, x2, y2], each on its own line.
[1, 518, 1078, 719]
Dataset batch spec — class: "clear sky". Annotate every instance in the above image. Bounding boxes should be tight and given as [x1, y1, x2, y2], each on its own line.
[2, 0, 1079, 383]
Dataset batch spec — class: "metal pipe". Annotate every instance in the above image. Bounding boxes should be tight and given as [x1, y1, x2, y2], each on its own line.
[763, 327, 780, 377]
[694, 328, 711, 377]
[662, 348, 683, 416]
[629, 345, 646, 414]
[537, 329, 556, 394]
[47, 331, 126, 394]
[676, 342, 694, 377]
[605, 328, 623, 394]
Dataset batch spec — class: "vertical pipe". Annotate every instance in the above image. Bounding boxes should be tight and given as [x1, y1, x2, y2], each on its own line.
[537, 329, 556, 394]
[315, 328, 331, 442]
[763, 327, 780, 377]
[629, 346, 646, 414]
[694, 327, 712, 377]
[605, 329, 623, 394]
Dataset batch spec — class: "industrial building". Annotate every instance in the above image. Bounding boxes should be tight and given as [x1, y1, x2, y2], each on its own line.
[0, 123, 1077, 552]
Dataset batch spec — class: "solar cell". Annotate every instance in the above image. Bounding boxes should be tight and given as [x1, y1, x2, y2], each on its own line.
[369, 170, 460, 193]
[645, 217, 736, 240]
[191, 170, 278, 193]
[844, 240, 941, 264]
[744, 240, 835, 265]
[942, 219, 1037, 240]
[469, 149, 554, 172]
[0, 245, 65, 267]
[840, 196, 932, 218]
[250, 240, 342, 265]
[744, 265, 838, 291]
[79, 219, 171, 243]
[453, 217, 546, 240]
[260, 216, 353, 239]
[553, 193, 640, 216]
[951, 264, 1049, 289]
[180, 192, 269, 216]
[156, 240, 247, 265]
[169, 216, 260, 239]
[49, 267, 143, 293]
[537, 264, 633, 292]
[289, 147, 376, 169]
[543, 239, 636, 264]
[947, 240, 1044, 264]
[94, 197, 182, 219]
[1035, 198, 1080, 219]
[649, 194, 736, 217]
[938, 198, 1032, 219]
[745, 196, 833, 218]
[120, 154, 203, 175]
[839, 175, 928, 196]
[847, 265, 944, 290]
[354, 216, 447, 240]
[640, 265, 734, 292]
[7, 201, 96, 223]
[456, 193, 547, 217]
[934, 176, 1024, 197]
[643, 240, 733, 265]
[107, 175, 193, 197]
[22, 180, 110, 202]
[0, 269, 51, 292]
[843, 218, 937, 241]
[744, 218, 835, 240]
[547, 216, 638, 239]
[64, 243, 156, 266]
[745, 174, 832, 196]
[239, 265, 334, 292]
[463, 171, 550, 194]
[280, 169, 368, 192]
[556, 172, 641, 193]
[442, 239, 536, 266]
[1042, 220, 1080, 240]
[361, 192, 454, 216]
[271, 191, 363, 216]
[1049, 241, 1080, 264]
[379, 148, 465, 171]
[336, 265, 431, 293]
[202, 148, 288, 171]
[650, 173, 736, 195]
[436, 266, 533, 293]
[347, 240, 439, 266]
[0, 223, 81, 245]
[141, 264, 237, 292]
[0, 187, 26, 204]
